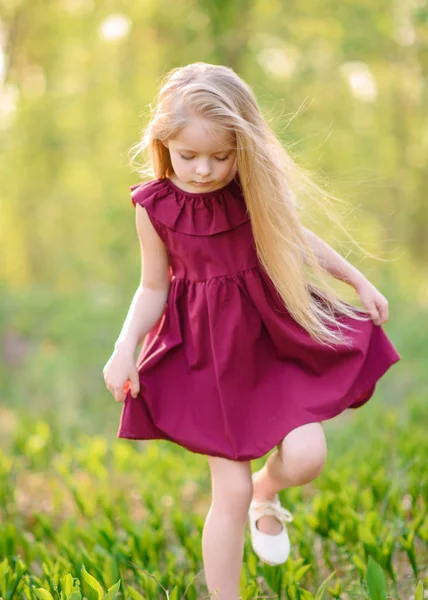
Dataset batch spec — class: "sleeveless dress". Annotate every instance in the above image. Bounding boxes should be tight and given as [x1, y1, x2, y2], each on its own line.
[117, 175, 401, 461]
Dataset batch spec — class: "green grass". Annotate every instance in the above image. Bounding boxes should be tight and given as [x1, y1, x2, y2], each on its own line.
[1, 388, 427, 599]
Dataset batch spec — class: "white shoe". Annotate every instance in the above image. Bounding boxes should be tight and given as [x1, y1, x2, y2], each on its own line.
[248, 494, 293, 566]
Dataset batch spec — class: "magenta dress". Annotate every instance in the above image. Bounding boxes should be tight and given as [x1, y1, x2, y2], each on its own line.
[117, 175, 401, 461]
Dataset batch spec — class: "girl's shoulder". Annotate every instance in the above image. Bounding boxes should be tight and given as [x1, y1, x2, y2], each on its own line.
[128, 176, 250, 236]
[130, 178, 173, 207]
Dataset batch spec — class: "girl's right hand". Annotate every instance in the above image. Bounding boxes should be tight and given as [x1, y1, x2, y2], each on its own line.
[103, 348, 140, 403]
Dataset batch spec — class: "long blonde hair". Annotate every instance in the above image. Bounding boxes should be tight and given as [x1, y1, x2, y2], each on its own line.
[130, 62, 373, 347]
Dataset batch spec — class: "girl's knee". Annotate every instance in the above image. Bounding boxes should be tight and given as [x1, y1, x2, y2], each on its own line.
[207, 456, 253, 514]
[220, 482, 253, 515]
[278, 422, 327, 481]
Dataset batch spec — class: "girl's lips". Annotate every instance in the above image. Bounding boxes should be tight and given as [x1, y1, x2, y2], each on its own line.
[193, 181, 213, 186]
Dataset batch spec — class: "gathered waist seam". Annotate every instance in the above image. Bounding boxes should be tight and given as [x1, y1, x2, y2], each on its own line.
[172, 265, 260, 283]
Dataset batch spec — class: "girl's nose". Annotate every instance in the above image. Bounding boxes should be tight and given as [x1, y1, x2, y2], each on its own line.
[195, 161, 211, 176]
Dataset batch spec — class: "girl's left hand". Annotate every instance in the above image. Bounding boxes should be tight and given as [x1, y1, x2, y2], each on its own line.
[355, 277, 389, 325]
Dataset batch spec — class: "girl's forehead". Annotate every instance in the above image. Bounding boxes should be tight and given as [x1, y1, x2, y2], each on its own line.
[172, 117, 234, 152]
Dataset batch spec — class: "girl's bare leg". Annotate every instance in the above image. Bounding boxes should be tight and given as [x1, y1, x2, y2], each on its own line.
[252, 422, 327, 534]
[202, 455, 253, 600]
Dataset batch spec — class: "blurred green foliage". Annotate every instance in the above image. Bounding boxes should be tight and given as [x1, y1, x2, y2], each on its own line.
[0, 1, 426, 428]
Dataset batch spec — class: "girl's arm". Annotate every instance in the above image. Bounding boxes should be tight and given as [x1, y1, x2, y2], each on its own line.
[104, 206, 170, 402]
[114, 205, 171, 355]
[302, 227, 367, 289]
[302, 227, 389, 325]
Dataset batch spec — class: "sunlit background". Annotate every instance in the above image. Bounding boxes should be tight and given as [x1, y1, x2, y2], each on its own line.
[1, 2, 428, 597]
[1, 0, 427, 437]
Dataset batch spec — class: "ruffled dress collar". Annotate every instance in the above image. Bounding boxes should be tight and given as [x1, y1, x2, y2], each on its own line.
[130, 174, 250, 236]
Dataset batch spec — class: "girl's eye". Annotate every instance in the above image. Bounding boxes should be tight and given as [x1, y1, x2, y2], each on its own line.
[179, 155, 230, 162]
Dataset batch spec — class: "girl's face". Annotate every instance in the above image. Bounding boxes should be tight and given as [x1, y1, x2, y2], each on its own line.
[162, 117, 237, 193]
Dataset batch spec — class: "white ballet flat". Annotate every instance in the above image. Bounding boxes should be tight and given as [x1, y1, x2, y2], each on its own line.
[248, 493, 293, 566]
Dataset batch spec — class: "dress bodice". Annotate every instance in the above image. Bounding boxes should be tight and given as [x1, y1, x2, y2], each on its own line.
[130, 175, 261, 282]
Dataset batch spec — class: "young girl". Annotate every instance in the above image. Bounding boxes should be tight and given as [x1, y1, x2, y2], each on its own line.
[103, 62, 401, 600]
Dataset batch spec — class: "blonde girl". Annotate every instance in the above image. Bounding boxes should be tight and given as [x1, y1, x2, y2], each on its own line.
[103, 62, 400, 600]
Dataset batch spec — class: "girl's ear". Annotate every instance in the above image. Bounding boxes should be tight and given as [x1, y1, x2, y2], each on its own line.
[161, 139, 169, 148]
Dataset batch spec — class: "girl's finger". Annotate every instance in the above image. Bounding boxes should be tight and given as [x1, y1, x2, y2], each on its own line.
[129, 375, 140, 398]
[378, 309, 386, 323]
[369, 304, 380, 323]
[115, 391, 125, 403]
[111, 385, 124, 403]
[381, 301, 389, 322]
[107, 382, 119, 396]
[374, 298, 387, 324]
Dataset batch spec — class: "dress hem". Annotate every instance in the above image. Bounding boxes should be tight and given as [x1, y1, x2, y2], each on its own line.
[116, 351, 400, 462]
